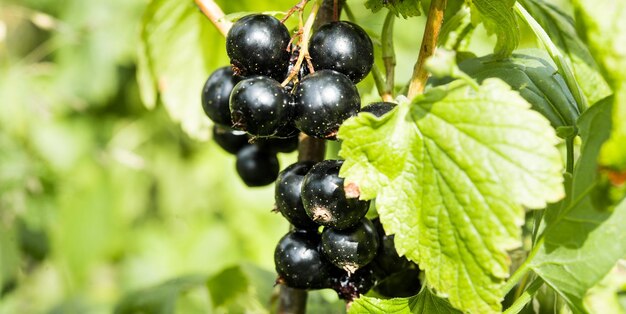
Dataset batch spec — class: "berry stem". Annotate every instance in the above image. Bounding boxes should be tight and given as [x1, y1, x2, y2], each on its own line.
[281, 0, 321, 86]
[281, 0, 309, 23]
[194, 0, 232, 37]
[277, 1, 336, 313]
[407, 0, 447, 99]
[382, 11, 396, 100]
[371, 65, 393, 102]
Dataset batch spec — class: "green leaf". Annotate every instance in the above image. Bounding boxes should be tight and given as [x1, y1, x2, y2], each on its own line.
[518, 0, 611, 106]
[139, 0, 229, 140]
[584, 261, 626, 314]
[206, 263, 275, 312]
[349, 287, 462, 314]
[452, 49, 580, 130]
[365, 0, 422, 18]
[529, 97, 626, 313]
[469, 0, 519, 57]
[114, 275, 207, 314]
[572, 0, 626, 176]
[338, 79, 564, 313]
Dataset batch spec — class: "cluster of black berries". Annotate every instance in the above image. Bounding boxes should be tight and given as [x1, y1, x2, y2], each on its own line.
[201, 11, 420, 300]
[201, 13, 375, 186]
[273, 159, 421, 300]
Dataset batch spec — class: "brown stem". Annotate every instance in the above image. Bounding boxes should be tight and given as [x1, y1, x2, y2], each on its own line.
[194, 0, 232, 37]
[281, 0, 309, 23]
[277, 1, 340, 313]
[406, 0, 447, 99]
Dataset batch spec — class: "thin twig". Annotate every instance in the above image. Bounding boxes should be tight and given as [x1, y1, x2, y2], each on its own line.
[194, 0, 232, 37]
[281, 1, 321, 86]
[407, 0, 447, 99]
[281, 0, 309, 23]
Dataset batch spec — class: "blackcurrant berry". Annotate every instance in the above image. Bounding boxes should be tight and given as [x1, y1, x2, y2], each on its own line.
[229, 76, 291, 137]
[212, 124, 250, 154]
[294, 70, 361, 139]
[257, 135, 299, 154]
[226, 14, 291, 79]
[301, 160, 369, 229]
[330, 265, 376, 301]
[361, 102, 397, 118]
[321, 218, 380, 273]
[235, 145, 279, 187]
[373, 269, 421, 298]
[309, 21, 374, 83]
[201, 66, 242, 126]
[371, 218, 416, 278]
[275, 162, 318, 230]
[274, 230, 335, 289]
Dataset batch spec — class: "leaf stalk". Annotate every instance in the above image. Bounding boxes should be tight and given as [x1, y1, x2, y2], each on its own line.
[503, 278, 544, 314]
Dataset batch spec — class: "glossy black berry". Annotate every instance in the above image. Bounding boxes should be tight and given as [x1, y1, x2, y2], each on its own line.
[330, 265, 376, 301]
[201, 66, 242, 126]
[226, 14, 291, 79]
[361, 102, 397, 118]
[309, 21, 374, 83]
[371, 218, 416, 278]
[373, 269, 421, 298]
[294, 70, 361, 139]
[235, 145, 279, 187]
[275, 162, 318, 230]
[321, 218, 379, 273]
[212, 124, 250, 154]
[301, 160, 369, 229]
[257, 135, 299, 154]
[274, 230, 335, 289]
[229, 76, 291, 137]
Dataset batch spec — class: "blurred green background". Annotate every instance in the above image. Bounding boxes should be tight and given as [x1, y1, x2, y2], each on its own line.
[0, 0, 555, 312]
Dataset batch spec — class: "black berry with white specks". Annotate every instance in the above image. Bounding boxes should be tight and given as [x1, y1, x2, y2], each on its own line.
[371, 218, 416, 278]
[201, 66, 243, 126]
[309, 21, 374, 83]
[274, 229, 335, 289]
[229, 76, 291, 137]
[235, 145, 279, 187]
[226, 14, 291, 80]
[275, 162, 318, 230]
[293, 70, 361, 139]
[321, 218, 379, 273]
[212, 124, 250, 154]
[361, 102, 397, 118]
[301, 160, 369, 230]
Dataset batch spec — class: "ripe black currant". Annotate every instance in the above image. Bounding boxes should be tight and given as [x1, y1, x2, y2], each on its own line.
[301, 160, 369, 229]
[235, 145, 279, 187]
[371, 218, 416, 278]
[212, 124, 250, 154]
[201, 66, 242, 126]
[309, 21, 374, 83]
[330, 265, 376, 301]
[294, 70, 361, 139]
[321, 218, 379, 273]
[373, 269, 421, 298]
[229, 76, 291, 137]
[274, 230, 335, 289]
[275, 162, 318, 230]
[361, 102, 397, 118]
[257, 135, 299, 154]
[226, 14, 291, 79]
